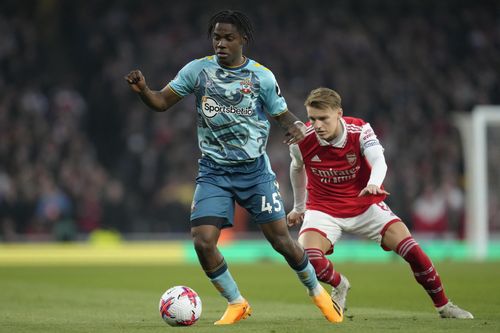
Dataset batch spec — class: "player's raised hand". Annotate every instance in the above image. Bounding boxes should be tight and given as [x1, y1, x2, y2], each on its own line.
[284, 121, 307, 145]
[286, 209, 305, 227]
[124, 70, 147, 93]
[358, 184, 390, 197]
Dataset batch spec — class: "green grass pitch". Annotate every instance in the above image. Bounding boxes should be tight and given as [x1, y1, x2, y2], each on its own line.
[1, 262, 499, 332]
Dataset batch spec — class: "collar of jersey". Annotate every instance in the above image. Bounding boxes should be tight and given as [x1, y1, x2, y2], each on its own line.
[216, 56, 249, 70]
[317, 118, 347, 148]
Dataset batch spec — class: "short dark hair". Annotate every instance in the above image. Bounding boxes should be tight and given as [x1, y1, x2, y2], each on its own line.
[208, 10, 254, 43]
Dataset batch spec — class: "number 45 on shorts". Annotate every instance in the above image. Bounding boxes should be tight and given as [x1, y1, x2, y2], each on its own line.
[261, 192, 282, 213]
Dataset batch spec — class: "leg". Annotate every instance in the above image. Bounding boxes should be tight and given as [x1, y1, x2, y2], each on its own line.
[242, 176, 341, 322]
[259, 219, 343, 323]
[382, 221, 449, 307]
[299, 230, 342, 288]
[190, 160, 261, 325]
[382, 221, 473, 318]
[298, 211, 351, 311]
[259, 218, 305, 265]
[191, 219, 252, 325]
[190, 183, 243, 301]
[191, 222, 225, 271]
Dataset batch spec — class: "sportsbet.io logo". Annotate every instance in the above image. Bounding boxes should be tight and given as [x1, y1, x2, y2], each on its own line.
[201, 96, 253, 118]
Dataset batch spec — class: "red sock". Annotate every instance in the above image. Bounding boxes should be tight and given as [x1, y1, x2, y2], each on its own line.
[305, 248, 341, 287]
[396, 237, 448, 307]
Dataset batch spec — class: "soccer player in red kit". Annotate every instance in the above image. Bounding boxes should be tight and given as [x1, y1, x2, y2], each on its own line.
[287, 87, 473, 319]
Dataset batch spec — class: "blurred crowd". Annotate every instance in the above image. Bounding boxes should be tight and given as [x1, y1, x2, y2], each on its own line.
[0, 0, 499, 241]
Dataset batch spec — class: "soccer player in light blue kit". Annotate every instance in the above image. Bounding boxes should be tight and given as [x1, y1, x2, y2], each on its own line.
[125, 10, 343, 325]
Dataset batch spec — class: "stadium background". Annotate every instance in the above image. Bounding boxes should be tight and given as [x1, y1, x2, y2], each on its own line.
[1, 1, 500, 332]
[0, 0, 499, 253]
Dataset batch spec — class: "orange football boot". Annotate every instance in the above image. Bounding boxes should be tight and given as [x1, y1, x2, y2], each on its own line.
[311, 287, 344, 323]
[214, 299, 252, 325]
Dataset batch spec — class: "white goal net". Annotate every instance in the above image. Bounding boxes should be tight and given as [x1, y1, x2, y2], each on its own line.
[455, 106, 500, 260]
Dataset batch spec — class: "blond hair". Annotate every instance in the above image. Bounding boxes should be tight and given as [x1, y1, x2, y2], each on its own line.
[304, 87, 342, 110]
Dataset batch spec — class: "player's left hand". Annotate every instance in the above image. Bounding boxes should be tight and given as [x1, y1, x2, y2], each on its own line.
[358, 184, 390, 197]
[284, 121, 307, 145]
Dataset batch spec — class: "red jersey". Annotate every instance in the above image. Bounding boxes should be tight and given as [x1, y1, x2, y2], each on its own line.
[291, 117, 386, 218]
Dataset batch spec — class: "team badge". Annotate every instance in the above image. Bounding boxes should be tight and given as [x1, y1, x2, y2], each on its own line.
[346, 151, 357, 166]
[239, 79, 253, 94]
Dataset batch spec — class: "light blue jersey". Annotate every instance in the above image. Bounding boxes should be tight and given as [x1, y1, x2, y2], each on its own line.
[168, 56, 287, 165]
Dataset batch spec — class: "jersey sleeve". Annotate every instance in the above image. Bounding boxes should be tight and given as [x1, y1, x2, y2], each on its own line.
[360, 122, 387, 186]
[364, 146, 387, 186]
[168, 59, 200, 97]
[289, 144, 307, 212]
[359, 123, 383, 155]
[260, 70, 288, 116]
[289, 143, 304, 168]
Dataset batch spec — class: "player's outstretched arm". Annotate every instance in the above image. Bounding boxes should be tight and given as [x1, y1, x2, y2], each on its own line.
[124, 69, 182, 112]
[273, 110, 307, 145]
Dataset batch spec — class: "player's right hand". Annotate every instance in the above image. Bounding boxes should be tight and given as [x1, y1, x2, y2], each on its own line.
[284, 121, 307, 145]
[124, 70, 147, 93]
[286, 209, 305, 227]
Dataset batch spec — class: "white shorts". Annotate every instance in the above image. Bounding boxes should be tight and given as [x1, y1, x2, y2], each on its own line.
[299, 202, 401, 253]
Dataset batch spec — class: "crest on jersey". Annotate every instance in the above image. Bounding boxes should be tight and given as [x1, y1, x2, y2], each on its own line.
[346, 152, 357, 166]
[239, 79, 253, 94]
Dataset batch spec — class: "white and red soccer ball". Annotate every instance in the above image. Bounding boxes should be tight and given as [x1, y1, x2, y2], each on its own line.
[159, 286, 202, 326]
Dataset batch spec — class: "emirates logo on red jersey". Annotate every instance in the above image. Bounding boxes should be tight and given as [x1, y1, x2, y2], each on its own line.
[346, 152, 357, 166]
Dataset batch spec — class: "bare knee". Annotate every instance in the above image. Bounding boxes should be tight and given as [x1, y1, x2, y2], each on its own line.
[192, 234, 215, 253]
[382, 221, 411, 251]
[191, 225, 219, 255]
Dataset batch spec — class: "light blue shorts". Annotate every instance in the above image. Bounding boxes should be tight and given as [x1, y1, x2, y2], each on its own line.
[190, 155, 286, 228]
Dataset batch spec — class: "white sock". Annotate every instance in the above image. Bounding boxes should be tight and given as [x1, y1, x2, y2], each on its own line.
[436, 301, 450, 311]
[229, 295, 245, 304]
[308, 284, 324, 297]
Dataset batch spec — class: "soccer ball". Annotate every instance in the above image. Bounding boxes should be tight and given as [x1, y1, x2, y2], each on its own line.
[159, 286, 202, 326]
